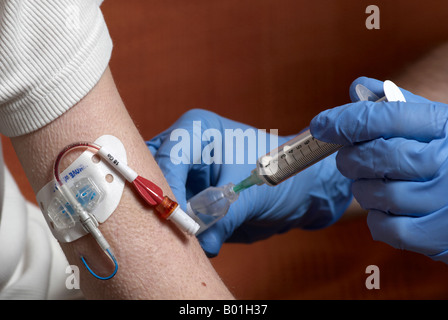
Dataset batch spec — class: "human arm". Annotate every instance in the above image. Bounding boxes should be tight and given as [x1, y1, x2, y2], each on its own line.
[11, 68, 234, 298]
[1, 0, 232, 299]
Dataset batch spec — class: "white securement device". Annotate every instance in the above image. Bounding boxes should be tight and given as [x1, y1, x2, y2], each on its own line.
[37, 135, 127, 243]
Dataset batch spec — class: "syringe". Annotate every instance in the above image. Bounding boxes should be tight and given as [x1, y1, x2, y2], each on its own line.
[233, 128, 341, 191]
[233, 80, 406, 192]
[187, 80, 406, 234]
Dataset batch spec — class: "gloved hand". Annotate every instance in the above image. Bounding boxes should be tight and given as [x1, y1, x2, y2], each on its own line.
[147, 109, 352, 256]
[310, 76, 448, 264]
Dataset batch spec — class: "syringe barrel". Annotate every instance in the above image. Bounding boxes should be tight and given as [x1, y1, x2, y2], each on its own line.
[255, 129, 341, 186]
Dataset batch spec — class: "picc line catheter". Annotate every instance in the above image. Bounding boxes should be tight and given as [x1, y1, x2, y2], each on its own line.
[54, 141, 199, 280]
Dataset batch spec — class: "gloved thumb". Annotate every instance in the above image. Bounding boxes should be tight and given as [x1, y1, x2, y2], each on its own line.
[196, 226, 226, 258]
[196, 201, 251, 257]
[151, 138, 191, 211]
[349, 77, 385, 102]
[146, 129, 172, 156]
[349, 76, 431, 103]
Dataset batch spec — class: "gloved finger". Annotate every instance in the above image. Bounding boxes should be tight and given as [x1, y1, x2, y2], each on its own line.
[147, 108, 217, 156]
[349, 77, 385, 102]
[349, 77, 432, 103]
[147, 134, 166, 156]
[367, 209, 448, 258]
[146, 130, 191, 208]
[196, 184, 260, 256]
[352, 177, 448, 216]
[196, 205, 250, 257]
[310, 101, 448, 146]
[153, 149, 190, 210]
[150, 120, 218, 209]
[336, 137, 447, 181]
[154, 151, 217, 212]
[197, 224, 227, 258]
[198, 211, 280, 256]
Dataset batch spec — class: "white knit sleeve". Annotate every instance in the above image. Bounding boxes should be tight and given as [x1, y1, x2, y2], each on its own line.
[0, 0, 112, 137]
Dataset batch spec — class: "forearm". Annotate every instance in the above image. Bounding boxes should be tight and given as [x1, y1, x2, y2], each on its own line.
[11, 67, 233, 299]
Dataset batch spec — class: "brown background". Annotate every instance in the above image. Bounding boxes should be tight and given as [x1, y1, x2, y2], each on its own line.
[3, 0, 448, 299]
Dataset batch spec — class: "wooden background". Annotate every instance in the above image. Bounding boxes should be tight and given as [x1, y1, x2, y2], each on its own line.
[3, 0, 448, 299]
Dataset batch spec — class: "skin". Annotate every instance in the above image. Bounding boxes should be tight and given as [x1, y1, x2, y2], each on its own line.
[11, 67, 234, 299]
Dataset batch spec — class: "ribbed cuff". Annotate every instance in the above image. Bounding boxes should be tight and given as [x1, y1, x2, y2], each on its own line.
[0, 3, 113, 137]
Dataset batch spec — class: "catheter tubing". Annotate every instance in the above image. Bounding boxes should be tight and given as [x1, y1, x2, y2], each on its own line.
[96, 146, 138, 182]
[53, 142, 118, 280]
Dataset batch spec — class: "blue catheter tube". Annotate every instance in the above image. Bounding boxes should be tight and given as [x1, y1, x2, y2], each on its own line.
[81, 248, 118, 280]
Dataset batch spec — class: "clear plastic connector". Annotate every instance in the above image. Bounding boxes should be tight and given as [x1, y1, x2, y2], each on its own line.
[48, 194, 77, 230]
[72, 177, 104, 212]
[186, 183, 239, 235]
[48, 177, 104, 230]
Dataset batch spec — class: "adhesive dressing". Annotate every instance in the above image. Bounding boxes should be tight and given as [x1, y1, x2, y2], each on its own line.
[36, 135, 127, 243]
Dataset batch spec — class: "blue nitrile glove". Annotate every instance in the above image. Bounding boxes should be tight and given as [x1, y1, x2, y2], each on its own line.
[310, 76, 448, 264]
[147, 109, 352, 257]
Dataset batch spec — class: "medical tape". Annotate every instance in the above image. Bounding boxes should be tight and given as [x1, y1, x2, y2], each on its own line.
[36, 135, 126, 243]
